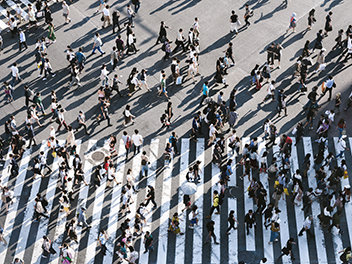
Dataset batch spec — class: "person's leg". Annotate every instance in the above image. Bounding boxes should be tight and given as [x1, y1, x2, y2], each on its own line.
[246, 223, 250, 235]
[152, 198, 157, 208]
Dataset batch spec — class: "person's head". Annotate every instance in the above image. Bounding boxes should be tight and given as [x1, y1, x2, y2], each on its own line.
[319, 29, 323, 34]
[249, 209, 253, 214]
[126, 104, 130, 110]
[213, 190, 218, 195]
[134, 129, 139, 134]
[231, 10, 235, 15]
[145, 231, 150, 237]
[245, 3, 249, 7]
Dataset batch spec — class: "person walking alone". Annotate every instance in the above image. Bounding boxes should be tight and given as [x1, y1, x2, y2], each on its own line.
[18, 29, 27, 51]
[298, 215, 313, 237]
[226, 210, 239, 235]
[204, 221, 219, 244]
[206, 190, 221, 218]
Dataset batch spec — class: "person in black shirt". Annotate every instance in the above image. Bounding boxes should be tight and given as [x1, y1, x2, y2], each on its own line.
[244, 209, 256, 235]
[205, 220, 219, 244]
[230, 10, 239, 34]
[304, 105, 316, 130]
[156, 21, 169, 45]
[266, 43, 275, 65]
[98, 103, 112, 127]
[313, 29, 324, 52]
[277, 238, 296, 261]
[144, 185, 157, 209]
[226, 210, 239, 235]
[193, 160, 202, 182]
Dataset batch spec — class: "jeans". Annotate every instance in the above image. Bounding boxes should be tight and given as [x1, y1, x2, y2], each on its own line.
[11, 75, 21, 87]
[134, 2, 140, 13]
[141, 165, 148, 177]
[102, 76, 109, 86]
[336, 150, 345, 158]
[37, 102, 45, 114]
[92, 45, 104, 54]
[270, 230, 279, 242]
[338, 127, 344, 139]
[298, 82, 305, 92]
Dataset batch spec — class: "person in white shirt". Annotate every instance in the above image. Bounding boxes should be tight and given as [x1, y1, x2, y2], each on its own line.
[262, 80, 276, 103]
[102, 5, 111, 28]
[123, 105, 135, 127]
[126, 31, 138, 55]
[18, 29, 27, 51]
[298, 215, 313, 237]
[27, 4, 37, 30]
[193, 17, 200, 38]
[43, 58, 56, 80]
[336, 135, 349, 158]
[322, 74, 335, 101]
[127, 246, 139, 264]
[126, 4, 134, 26]
[131, 129, 143, 155]
[62, 1, 71, 23]
[98, 230, 108, 255]
[173, 28, 186, 53]
[15, 4, 23, 24]
[208, 123, 218, 146]
[92, 33, 105, 55]
[49, 126, 56, 138]
[106, 163, 121, 187]
[100, 64, 109, 86]
[11, 62, 22, 87]
[39, 150, 52, 174]
[9, 17, 17, 39]
[126, 168, 138, 192]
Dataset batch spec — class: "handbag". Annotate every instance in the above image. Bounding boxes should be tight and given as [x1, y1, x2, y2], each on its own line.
[101, 14, 104, 22]
[284, 188, 290, 196]
[292, 127, 297, 135]
[321, 82, 326, 93]
[52, 151, 57, 158]
[344, 170, 349, 179]
[176, 76, 182, 85]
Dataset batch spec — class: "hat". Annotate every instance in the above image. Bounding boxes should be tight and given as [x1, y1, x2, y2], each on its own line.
[292, 13, 296, 17]
[79, 110, 83, 113]
[81, 207, 86, 211]
[321, 48, 326, 52]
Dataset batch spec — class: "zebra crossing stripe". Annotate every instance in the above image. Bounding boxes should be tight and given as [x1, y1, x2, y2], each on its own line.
[0, 3, 10, 30]
[290, 138, 310, 264]
[227, 138, 238, 264]
[49, 140, 82, 264]
[258, 140, 274, 263]
[192, 139, 205, 263]
[272, 138, 289, 263]
[174, 138, 189, 264]
[241, 137, 255, 251]
[138, 138, 159, 264]
[303, 137, 328, 263]
[71, 140, 96, 263]
[0, 147, 13, 210]
[334, 137, 352, 252]
[211, 142, 221, 263]
[103, 139, 126, 263]
[0, 146, 31, 263]
[6, 0, 28, 19]
[156, 139, 174, 263]
[84, 142, 109, 264]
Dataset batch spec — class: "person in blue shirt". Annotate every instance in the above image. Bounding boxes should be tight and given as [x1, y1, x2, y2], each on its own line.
[200, 81, 209, 106]
[75, 47, 86, 73]
[191, 115, 200, 142]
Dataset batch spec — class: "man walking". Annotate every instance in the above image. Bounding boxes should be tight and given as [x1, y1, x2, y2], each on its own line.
[204, 221, 219, 244]
[190, 115, 200, 142]
[230, 10, 239, 35]
[39, 151, 52, 174]
[206, 190, 221, 218]
[62, 1, 71, 23]
[102, 5, 111, 28]
[97, 103, 112, 127]
[11, 62, 22, 87]
[321, 75, 335, 101]
[244, 4, 253, 27]
[76, 111, 89, 134]
[92, 33, 105, 55]
[18, 29, 27, 51]
[173, 28, 186, 53]
[244, 209, 256, 235]
[156, 21, 169, 45]
[9, 154, 19, 177]
[75, 47, 86, 73]
[143, 231, 154, 253]
[131, 129, 143, 155]
[276, 238, 296, 262]
[26, 123, 37, 148]
[77, 207, 91, 229]
[298, 215, 314, 237]
[199, 81, 209, 106]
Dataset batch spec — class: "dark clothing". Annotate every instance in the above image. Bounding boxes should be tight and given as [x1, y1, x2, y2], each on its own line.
[244, 213, 256, 234]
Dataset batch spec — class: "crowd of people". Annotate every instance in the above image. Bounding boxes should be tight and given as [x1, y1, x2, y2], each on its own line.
[1, 0, 352, 263]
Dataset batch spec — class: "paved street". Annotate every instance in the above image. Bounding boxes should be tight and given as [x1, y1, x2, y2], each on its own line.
[1, 0, 352, 263]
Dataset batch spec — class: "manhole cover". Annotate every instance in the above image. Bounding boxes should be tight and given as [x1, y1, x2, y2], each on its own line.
[238, 251, 255, 263]
[91, 151, 105, 162]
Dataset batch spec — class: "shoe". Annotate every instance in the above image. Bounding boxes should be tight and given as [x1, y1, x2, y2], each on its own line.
[38, 75, 42, 77]
[214, 242, 219, 245]
[52, 74, 56, 77]
[298, 233, 303, 236]
[189, 226, 194, 229]
[87, 225, 92, 229]
[43, 78, 47, 80]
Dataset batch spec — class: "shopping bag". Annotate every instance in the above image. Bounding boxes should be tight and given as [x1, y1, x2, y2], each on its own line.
[284, 188, 290, 196]
[321, 82, 326, 93]
[344, 170, 349, 179]
[274, 180, 280, 189]
[292, 127, 297, 135]
[52, 151, 57, 158]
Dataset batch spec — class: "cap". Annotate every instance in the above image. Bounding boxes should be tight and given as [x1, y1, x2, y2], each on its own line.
[81, 207, 86, 211]
[79, 110, 83, 113]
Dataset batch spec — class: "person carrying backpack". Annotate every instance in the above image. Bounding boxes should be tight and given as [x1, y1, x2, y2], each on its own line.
[206, 190, 221, 218]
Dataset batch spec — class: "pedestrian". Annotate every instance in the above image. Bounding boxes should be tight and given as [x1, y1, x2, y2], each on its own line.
[244, 209, 256, 235]
[262, 80, 276, 103]
[324, 11, 333, 36]
[286, 13, 297, 33]
[140, 151, 150, 178]
[336, 135, 349, 158]
[47, 23, 56, 44]
[126, 31, 138, 55]
[62, 1, 71, 23]
[15, 4, 23, 24]
[69, 65, 82, 88]
[266, 42, 275, 66]
[163, 39, 172, 61]
[10, 62, 22, 87]
[307, 9, 316, 30]
[145, 185, 157, 209]
[273, 43, 283, 69]
[199, 81, 209, 106]
[339, 246, 351, 264]
[77, 207, 91, 229]
[156, 21, 169, 45]
[230, 10, 240, 35]
[131, 129, 143, 155]
[43, 58, 56, 80]
[344, 91, 352, 111]
[11, 258, 24, 264]
[344, 36, 352, 62]
[76, 111, 89, 135]
[112, 10, 121, 34]
[298, 215, 314, 237]
[173, 28, 186, 53]
[97, 229, 108, 255]
[193, 17, 200, 38]
[206, 190, 221, 218]
[9, 17, 17, 39]
[57, 109, 69, 131]
[34, 198, 49, 222]
[204, 220, 219, 244]
[158, 74, 169, 99]
[126, 5, 134, 27]
[277, 238, 296, 262]
[2, 186, 14, 213]
[98, 102, 112, 127]
[244, 4, 253, 27]
[0, 224, 7, 245]
[26, 123, 37, 148]
[143, 231, 154, 253]
[100, 64, 109, 86]
[18, 29, 27, 51]
[102, 5, 111, 28]
[92, 33, 105, 55]
[313, 29, 324, 52]
[269, 221, 280, 244]
[226, 210, 239, 235]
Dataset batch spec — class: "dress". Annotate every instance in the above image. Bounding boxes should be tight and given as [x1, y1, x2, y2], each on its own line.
[48, 25, 56, 41]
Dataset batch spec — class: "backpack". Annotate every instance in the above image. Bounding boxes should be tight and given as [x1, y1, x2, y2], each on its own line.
[340, 251, 347, 262]
[126, 137, 132, 149]
[218, 194, 224, 205]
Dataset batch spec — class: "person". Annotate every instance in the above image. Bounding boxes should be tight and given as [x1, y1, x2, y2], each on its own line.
[131, 129, 143, 155]
[34, 198, 49, 222]
[313, 29, 324, 52]
[42, 235, 56, 258]
[145, 185, 157, 209]
[11, 258, 24, 264]
[75, 111, 89, 134]
[277, 238, 296, 261]
[205, 220, 219, 244]
[269, 222, 280, 244]
[307, 9, 316, 30]
[158, 74, 169, 99]
[127, 31, 138, 55]
[226, 210, 238, 235]
[126, 4, 134, 27]
[324, 11, 333, 36]
[173, 28, 186, 53]
[102, 5, 111, 28]
[127, 246, 139, 263]
[336, 135, 349, 158]
[168, 212, 184, 235]
[59, 243, 73, 264]
[188, 205, 199, 229]
[143, 231, 154, 253]
[206, 190, 221, 218]
[244, 4, 253, 27]
[156, 21, 169, 45]
[163, 39, 172, 61]
[199, 81, 209, 106]
[18, 29, 27, 52]
[339, 246, 352, 264]
[112, 10, 121, 34]
[321, 75, 335, 101]
[62, 1, 71, 23]
[244, 209, 256, 235]
[11, 62, 22, 87]
[98, 229, 108, 255]
[141, 151, 150, 178]
[266, 42, 275, 66]
[48, 22, 56, 44]
[92, 33, 105, 55]
[77, 207, 91, 228]
[122, 104, 135, 127]
[344, 36, 352, 62]
[298, 215, 313, 237]
[230, 10, 239, 34]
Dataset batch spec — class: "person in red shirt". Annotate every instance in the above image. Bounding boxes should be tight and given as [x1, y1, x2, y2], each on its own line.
[280, 134, 292, 155]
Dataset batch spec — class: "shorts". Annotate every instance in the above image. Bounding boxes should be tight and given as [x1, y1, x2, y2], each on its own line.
[63, 13, 68, 18]
[190, 218, 197, 224]
[141, 80, 146, 84]
[209, 136, 215, 142]
[100, 0, 105, 4]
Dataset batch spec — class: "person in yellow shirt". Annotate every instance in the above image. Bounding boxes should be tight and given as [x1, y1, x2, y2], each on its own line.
[206, 190, 221, 218]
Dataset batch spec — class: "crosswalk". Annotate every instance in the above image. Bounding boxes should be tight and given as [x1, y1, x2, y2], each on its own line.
[0, 136, 352, 264]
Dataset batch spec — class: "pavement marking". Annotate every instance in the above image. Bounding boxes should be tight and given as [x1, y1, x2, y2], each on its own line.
[290, 138, 310, 264]
[156, 138, 173, 264]
[103, 139, 126, 263]
[0, 147, 13, 210]
[6, 0, 28, 19]
[303, 137, 327, 264]
[0, 146, 32, 263]
[174, 138, 189, 264]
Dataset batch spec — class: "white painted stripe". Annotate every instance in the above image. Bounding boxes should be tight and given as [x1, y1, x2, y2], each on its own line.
[0, 146, 32, 263]
[210, 142, 221, 263]
[192, 139, 204, 263]
[0, 147, 13, 209]
[6, 0, 28, 18]
[290, 138, 310, 264]
[227, 138, 238, 264]
[175, 138, 189, 264]
[302, 137, 327, 263]
[258, 140, 274, 263]
[272, 139, 288, 264]
[333, 137, 351, 258]
[12, 142, 49, 261]
[103, 139, 126, 263]
[156, 139, 173, 264]
[48, 141, 81, 264]
[84, 142, 110, 264]
[138, 138, 159, 264]
[242, 137, 255, 251]
[71, 140, 96, 264]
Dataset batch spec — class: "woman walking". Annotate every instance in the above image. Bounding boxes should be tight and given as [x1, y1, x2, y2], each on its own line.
[123, 104, 135, 127]
[268, 222, 280, 244]
[286, 13, 297, 34]
[226, 210, 239, 235]
[307, 9, 316, 30]
[140, 69, 151, 92]
[336, 118, 346, 139]
[313, 48, 326, 74]
[48, 23, 56, 44]
[324, 12, 333, 36]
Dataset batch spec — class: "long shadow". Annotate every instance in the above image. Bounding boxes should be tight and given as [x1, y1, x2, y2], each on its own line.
[253, 2, 285, 24]
[325, 0, 343, 11]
